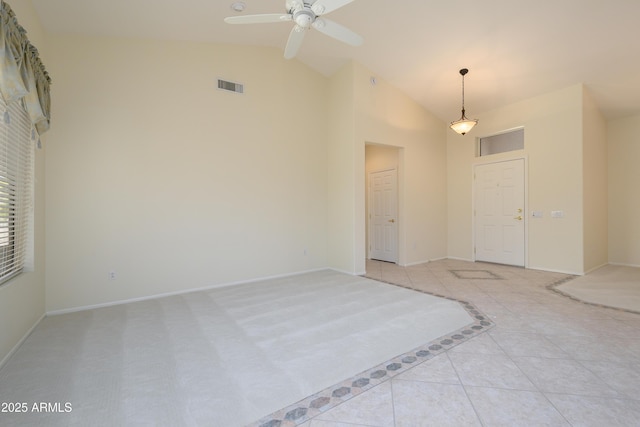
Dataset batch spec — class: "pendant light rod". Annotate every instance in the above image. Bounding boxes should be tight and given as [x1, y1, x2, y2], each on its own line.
[460, 68, 468, 112]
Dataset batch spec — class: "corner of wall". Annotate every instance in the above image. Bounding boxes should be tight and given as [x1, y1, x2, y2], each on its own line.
[582, 87, 608, 272]
[608, 112, 640, 266]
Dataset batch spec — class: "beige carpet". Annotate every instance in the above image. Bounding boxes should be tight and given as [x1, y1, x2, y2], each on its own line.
[0, 270, 473, 427]
[556, 264, 640, 312]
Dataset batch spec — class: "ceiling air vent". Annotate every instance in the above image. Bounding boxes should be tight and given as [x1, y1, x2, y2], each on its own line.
[217, 79, 244, 94]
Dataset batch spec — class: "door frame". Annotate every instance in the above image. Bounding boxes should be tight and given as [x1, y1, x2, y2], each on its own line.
[368, 168, 399, 263]
[472, 156, 529, 267]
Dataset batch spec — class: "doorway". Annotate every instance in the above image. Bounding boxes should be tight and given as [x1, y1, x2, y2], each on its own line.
[365, 144, 401, 264]
[369, 169, 398, 263]
[474, 158, 526, 267]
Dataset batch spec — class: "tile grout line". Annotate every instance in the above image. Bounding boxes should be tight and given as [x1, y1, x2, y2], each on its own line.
[486, 328, 575, 426]
[389, 378, 397, 427]
[446, 351, 486, 427]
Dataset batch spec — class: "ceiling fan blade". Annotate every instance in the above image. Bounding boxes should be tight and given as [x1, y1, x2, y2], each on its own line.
[224, 14, 291, 24]
[286, 0, 304, 12]
[284, 25, 306, 59]
[312, 18, 363, 46]
[311, 0, 355, 16]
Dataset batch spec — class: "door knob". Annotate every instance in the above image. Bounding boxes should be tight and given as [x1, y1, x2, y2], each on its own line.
[514, 216, 523, 221]
[388, 219, 395, 223]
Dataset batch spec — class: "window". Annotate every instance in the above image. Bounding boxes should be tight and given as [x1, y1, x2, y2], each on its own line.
[0, 96, 34, 285]
[478, 128, 524, 157]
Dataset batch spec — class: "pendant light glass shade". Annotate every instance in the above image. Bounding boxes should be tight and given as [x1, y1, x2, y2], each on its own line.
[450, 111, 478, 135]
[450, 68, 478, 135]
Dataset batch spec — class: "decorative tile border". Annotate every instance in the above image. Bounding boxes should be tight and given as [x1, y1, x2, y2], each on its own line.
[449, 269, 504, 280]
[547, 276, 640, 315]
[248, 279, 494, 427]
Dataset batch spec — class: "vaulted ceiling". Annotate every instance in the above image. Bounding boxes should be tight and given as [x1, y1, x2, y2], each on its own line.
[31, 0, 640, 122]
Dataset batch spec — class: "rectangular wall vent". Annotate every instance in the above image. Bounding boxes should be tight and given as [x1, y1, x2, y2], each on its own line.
[217, 79, 244, 94]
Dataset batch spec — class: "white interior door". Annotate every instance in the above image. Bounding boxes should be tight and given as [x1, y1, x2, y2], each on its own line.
[369, 169, 398, 263]
[474, 159, 525, 266]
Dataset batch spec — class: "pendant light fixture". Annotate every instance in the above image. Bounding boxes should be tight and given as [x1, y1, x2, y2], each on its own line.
[450, 68, 478, 135]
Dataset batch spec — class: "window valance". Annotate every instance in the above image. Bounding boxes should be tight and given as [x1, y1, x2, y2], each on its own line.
[0, 0, 51, 134]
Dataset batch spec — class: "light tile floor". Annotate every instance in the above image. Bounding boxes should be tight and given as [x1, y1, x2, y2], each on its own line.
[292, 259, 640, 427]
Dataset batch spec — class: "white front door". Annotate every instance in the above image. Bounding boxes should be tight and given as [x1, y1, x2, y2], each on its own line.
[369, 169, 398, 263]
[474, 159, 525, 266]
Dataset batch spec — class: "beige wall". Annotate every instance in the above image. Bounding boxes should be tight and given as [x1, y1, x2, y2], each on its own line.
[44, 35, 330, 312]
[0, 0, 48, 366]
[608, 112, 640, 266]
[366, 144, 400, 172]
[448, 84, 587, 274]
[582, 87, 608, 272]
[353, 63, 448, 269]
[327, 62, 447, 273]
[326, 63, 357, 274]
[40, 35, 449, 311]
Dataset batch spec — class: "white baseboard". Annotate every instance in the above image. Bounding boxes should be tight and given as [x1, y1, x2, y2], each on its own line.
[527, 265, 583, 276]
[584, 262, 609, 275]
[47, 267, 328, 316]
[609, 262, 640, 268]
[0, 313, 46, 371]
[368, 259, 434, 268]
[402, 259, 430, 267]
[329, 267, 367, 276]
[446, 256, 474, 262]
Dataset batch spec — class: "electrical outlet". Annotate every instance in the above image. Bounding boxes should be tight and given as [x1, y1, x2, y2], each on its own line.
[108, 271, 116, 280]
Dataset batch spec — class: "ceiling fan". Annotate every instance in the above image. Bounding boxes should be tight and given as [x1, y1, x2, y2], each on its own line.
[224, 0, 363, 59]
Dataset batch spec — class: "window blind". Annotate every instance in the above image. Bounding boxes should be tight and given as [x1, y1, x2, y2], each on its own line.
[0, 96, 33, 285]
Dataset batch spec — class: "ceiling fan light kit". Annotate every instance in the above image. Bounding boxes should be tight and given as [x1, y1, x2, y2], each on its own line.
[450, 68, 478, 135]
[294, 9, 315, 28]
[224, 0, 363, 59]
[230, 2, 246, 13]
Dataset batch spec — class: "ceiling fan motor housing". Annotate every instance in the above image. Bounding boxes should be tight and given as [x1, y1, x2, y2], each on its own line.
[293, 9, 315, 28]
